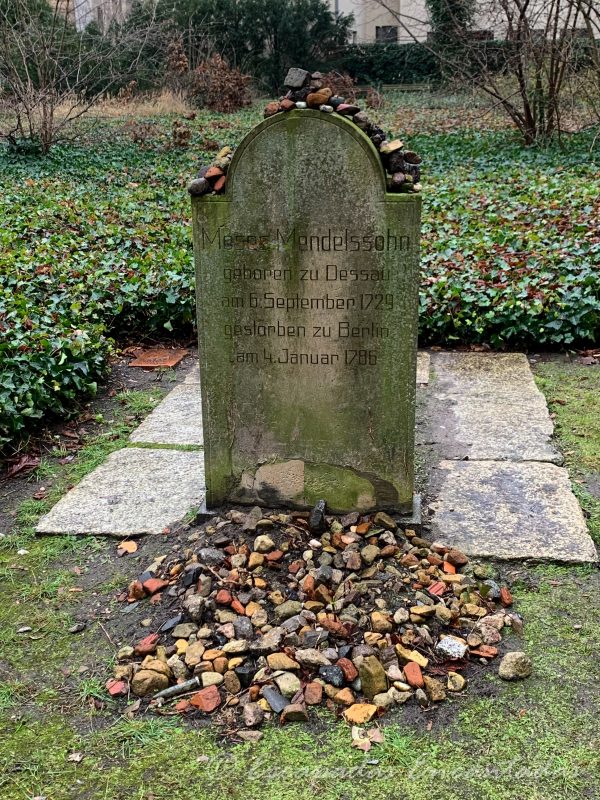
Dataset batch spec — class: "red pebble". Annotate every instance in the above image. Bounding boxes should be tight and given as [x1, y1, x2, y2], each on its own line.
[288, 560, 304, 574]
[134, 633, 159, 657]
[500, 586, 513, 607]
[336, 657, 358, 682]
[190, 685, 221, 713]
[231, 598, 245, 615]
[142, 578, 168, 595]
[106, 679, 128, 697]
[302, 575, 315, 597]
[469, 645, 498, 659]
[266, 550, 284, 562]
[403, 661, 424, 688]
[304, 681, 323, 705]
[428, 581, 446, 596]
[205, 165, 223, 180]
[216, 589, 233, 605]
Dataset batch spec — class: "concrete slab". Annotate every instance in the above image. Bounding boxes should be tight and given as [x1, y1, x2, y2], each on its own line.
[416, 352, 430, 385]
[36, 448, 205, 537]
[428, 460, 597, 562]
[129, 384, 203, 446]
[432, 352, 538, 396]
[183, 365, 201, 384]
[429, 392, 562, 463]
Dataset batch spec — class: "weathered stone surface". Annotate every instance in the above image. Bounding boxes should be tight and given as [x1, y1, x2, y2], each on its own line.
[428, 353, 562, 462]
[192, 110, 420, 513]
[429, 461, 597, 562]
[498, 651, 533, 680]
[430, 393, 561, 463]
[343, 703, 377, 724]
[358, 655, 387, 699]
[36, 448, 205, 537]
[129, 384, 203, 446]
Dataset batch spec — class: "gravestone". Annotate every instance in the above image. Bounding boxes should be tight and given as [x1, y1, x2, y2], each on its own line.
[192, 109, 421, 513]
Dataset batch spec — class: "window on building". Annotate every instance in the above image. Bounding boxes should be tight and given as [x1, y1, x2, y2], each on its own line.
[375, 26, 398, 43]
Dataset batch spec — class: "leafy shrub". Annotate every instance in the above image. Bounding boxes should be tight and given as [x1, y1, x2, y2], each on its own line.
[1, 117, 598, 449]
[188, 55, 252, 112]
[331, 43, 439, 85]
[0, 279, 110, 446]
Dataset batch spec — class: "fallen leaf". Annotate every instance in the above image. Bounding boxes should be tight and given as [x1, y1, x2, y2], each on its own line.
[117, 540, 138, 556]
[67, 752, 84, 763]
[2, 454, 40, 480]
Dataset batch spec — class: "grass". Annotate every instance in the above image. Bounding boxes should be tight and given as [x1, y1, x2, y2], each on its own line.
[535, 360, 600, 544]
[0, 97, 598, 799]
[0, 361, 598, 799]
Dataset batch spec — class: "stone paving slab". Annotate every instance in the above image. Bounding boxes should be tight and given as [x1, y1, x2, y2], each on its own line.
[36, 448, 205, 537]
[428, 460, 597, 562]
[183, 365, 200, 384]
[129, 384, 203, 446]
[432, 352, 538, 396]
[429, 391, 562, 463]
[416, 352, 430, 385]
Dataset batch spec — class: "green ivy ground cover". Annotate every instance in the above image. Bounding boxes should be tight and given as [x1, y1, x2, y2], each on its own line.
[1, 105, 599, 447]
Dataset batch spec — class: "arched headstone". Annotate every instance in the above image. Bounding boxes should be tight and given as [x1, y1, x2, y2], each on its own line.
[192, 109, 421, 513]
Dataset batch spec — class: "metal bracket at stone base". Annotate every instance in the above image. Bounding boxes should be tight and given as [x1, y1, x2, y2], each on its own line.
[396, 494, 422, 534]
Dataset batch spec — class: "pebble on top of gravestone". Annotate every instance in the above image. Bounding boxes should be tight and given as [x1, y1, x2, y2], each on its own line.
[189, 68, 422, 514]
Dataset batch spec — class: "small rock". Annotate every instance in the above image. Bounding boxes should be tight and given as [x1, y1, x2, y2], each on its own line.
[131, 669, 168, 697]
[172, 623, 198, 639]
[274, 671, 301, 698]
[284, 67, 310, 88]
[435, 636, 468, 660]
[371, 611, 392, 633]
[393, 608, 410, 625]
[267, 652, 300, 671]
[498, 651, 533, 681]
[243, 506, 263, 532]
[254, 534, 275, 553]
[223, 670, 241, 694]
[243, 702, 265, 727]
[447, 672, 466, 692]
[188, 177, 211, 196]
[358, 655, 387, 699]
[445, 548, 468, 568]
[222, 639, 249, 654]
[337, 657, 358, 682]
[361, 545, 380, 565]
[403, 661, 424, 689]
[190, 685, 221, 713]
[201, 671, 224, 687]
[423, 676, 446, 702]
[308, 499, 327, 532]
[318, 665, 344, 687]
[343, 703, 377, 725]
[295, 648, 331, 668]
[262, 685, 288, 713]
[263, 101, 280, 117]
[372, 689, 396, 709]
[274, 600, 302, 622]
[307, 89, 332, 108]
[374, 511, 397, 531]
[133, 634, 159, 657]
[304, 681, 323, 705]
[183, 594, 205, 623]
[281, 703, 309, 723]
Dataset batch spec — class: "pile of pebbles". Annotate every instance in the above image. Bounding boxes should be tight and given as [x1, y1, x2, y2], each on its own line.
[188, 66, 422, 198]
[107, 504, 524, 731]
